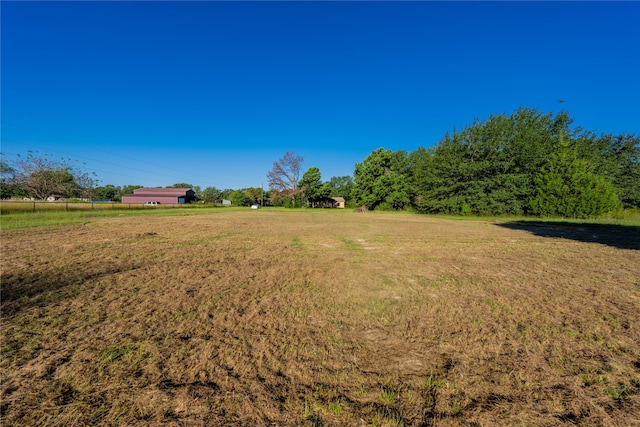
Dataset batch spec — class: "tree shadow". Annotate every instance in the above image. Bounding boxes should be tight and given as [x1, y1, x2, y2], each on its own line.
[497, 221, 640, 250]
[1, 261, 139, 315]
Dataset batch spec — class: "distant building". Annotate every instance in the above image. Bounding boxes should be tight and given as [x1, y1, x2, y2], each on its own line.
[121, 188, 196, 205]
[332, 197, 345, 209]
[308, 196, 346, 209]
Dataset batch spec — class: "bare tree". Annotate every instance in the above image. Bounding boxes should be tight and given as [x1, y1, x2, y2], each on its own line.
[267, 151, 304, 206]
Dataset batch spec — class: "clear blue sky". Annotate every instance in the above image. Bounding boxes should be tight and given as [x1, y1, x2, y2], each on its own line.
[2, 1, 639, 190]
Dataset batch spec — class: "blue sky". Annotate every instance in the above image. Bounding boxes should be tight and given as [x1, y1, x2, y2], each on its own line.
[2, 1, 639, 190]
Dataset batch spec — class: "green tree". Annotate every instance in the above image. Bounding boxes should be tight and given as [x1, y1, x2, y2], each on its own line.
[122, 185, 143, 195]
[299, 167, 330, 205]
[244, 187, 262, 205]
[201, 186, 222, 203]
[269, 191, 291, 207]
[228, 189, 250, 206]
[351, 148, 409, 211]
[219, 188, 234, 200]
[327, 175, 354, 205]
[94, 184, 121, 201]
[224, 187, 262, 206]
[405, 147, 435, 211]
[530, 133, 621, 218]
[574, 132, 640, 209]
[410, 108, 572, 215]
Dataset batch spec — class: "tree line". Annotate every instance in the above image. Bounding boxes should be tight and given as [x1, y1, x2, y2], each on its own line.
[349, 108, 638, 218]
[3, 107, 637, 218]
[266, 150, 353, 208]
[268, 108, 637, 218]
[0, 153, 253, 206]
[0, 152, 348, 209]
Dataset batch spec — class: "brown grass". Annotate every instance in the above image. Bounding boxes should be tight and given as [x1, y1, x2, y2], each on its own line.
[1, 210, 639, 426]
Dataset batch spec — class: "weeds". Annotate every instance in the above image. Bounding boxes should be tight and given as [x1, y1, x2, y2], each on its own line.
[582, 374, 606, 386]
[607, 383, 631, 403]
[379, 386, 397, 405]
[99, 343, 148, 367]
[292, 235, 304, 249]
[424, 373, 445, 391]
[450, 399, 463, 415]
[340, 237, 361, 251]
[326, 399, 343, 416]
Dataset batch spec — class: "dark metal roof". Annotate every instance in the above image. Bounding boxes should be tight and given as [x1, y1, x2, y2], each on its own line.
[132, 188, 193, 196]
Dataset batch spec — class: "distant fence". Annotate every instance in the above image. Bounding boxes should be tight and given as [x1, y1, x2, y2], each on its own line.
[0, 201, 200, 214]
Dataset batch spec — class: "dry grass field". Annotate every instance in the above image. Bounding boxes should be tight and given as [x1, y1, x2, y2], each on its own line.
[1, 209, 639, 426]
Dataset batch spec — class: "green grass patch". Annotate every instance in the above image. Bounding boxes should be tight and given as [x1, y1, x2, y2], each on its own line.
[99, 343, 148, 366]
[0, 205, 247, 230]
[340, 237, 361, 251]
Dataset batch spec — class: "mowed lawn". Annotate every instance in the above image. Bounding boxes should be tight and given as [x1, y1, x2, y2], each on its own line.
[1, 209, 639, 426]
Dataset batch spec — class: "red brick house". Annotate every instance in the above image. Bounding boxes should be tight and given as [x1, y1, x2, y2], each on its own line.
[121, 188, 196, 205]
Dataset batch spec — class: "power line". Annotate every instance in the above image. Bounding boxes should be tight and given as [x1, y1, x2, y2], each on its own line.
[1, 121, 224, 186]
[1, 120, 215, 177]
[2, 139, 203, 185]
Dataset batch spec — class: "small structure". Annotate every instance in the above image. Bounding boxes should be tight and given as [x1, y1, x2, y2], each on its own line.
[121, 188, 196, 205]
[332, 197, 345, 209]
[308, 197, 346, 209]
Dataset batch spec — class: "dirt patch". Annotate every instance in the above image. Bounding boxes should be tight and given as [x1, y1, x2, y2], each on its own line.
[1, 211, 639, 426]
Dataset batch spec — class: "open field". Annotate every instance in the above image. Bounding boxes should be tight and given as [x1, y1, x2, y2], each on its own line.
[1, 209, 639, 426]
[0, 201, 212, 215]
[0, 204, 239, 231]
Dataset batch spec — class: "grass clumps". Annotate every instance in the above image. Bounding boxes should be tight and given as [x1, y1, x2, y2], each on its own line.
[1, 210, 639, 425]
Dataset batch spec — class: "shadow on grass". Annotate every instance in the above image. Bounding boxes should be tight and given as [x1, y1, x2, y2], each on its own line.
[497, 221, 640, 250]
[1, 262, 139, 315]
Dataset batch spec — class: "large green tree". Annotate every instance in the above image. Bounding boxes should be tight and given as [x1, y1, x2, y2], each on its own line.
[405, 147, 435, 211]
[410, 108, 577, 215]
[530, 134, 621, 218]
[299, 167, 330, 206]
[351, 148, 409, 210]
[574, 132, 640, 209]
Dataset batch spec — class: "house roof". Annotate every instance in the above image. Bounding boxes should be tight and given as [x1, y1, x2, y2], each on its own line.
[132, 188, 192, 196]
[332, 197, 345, 202]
